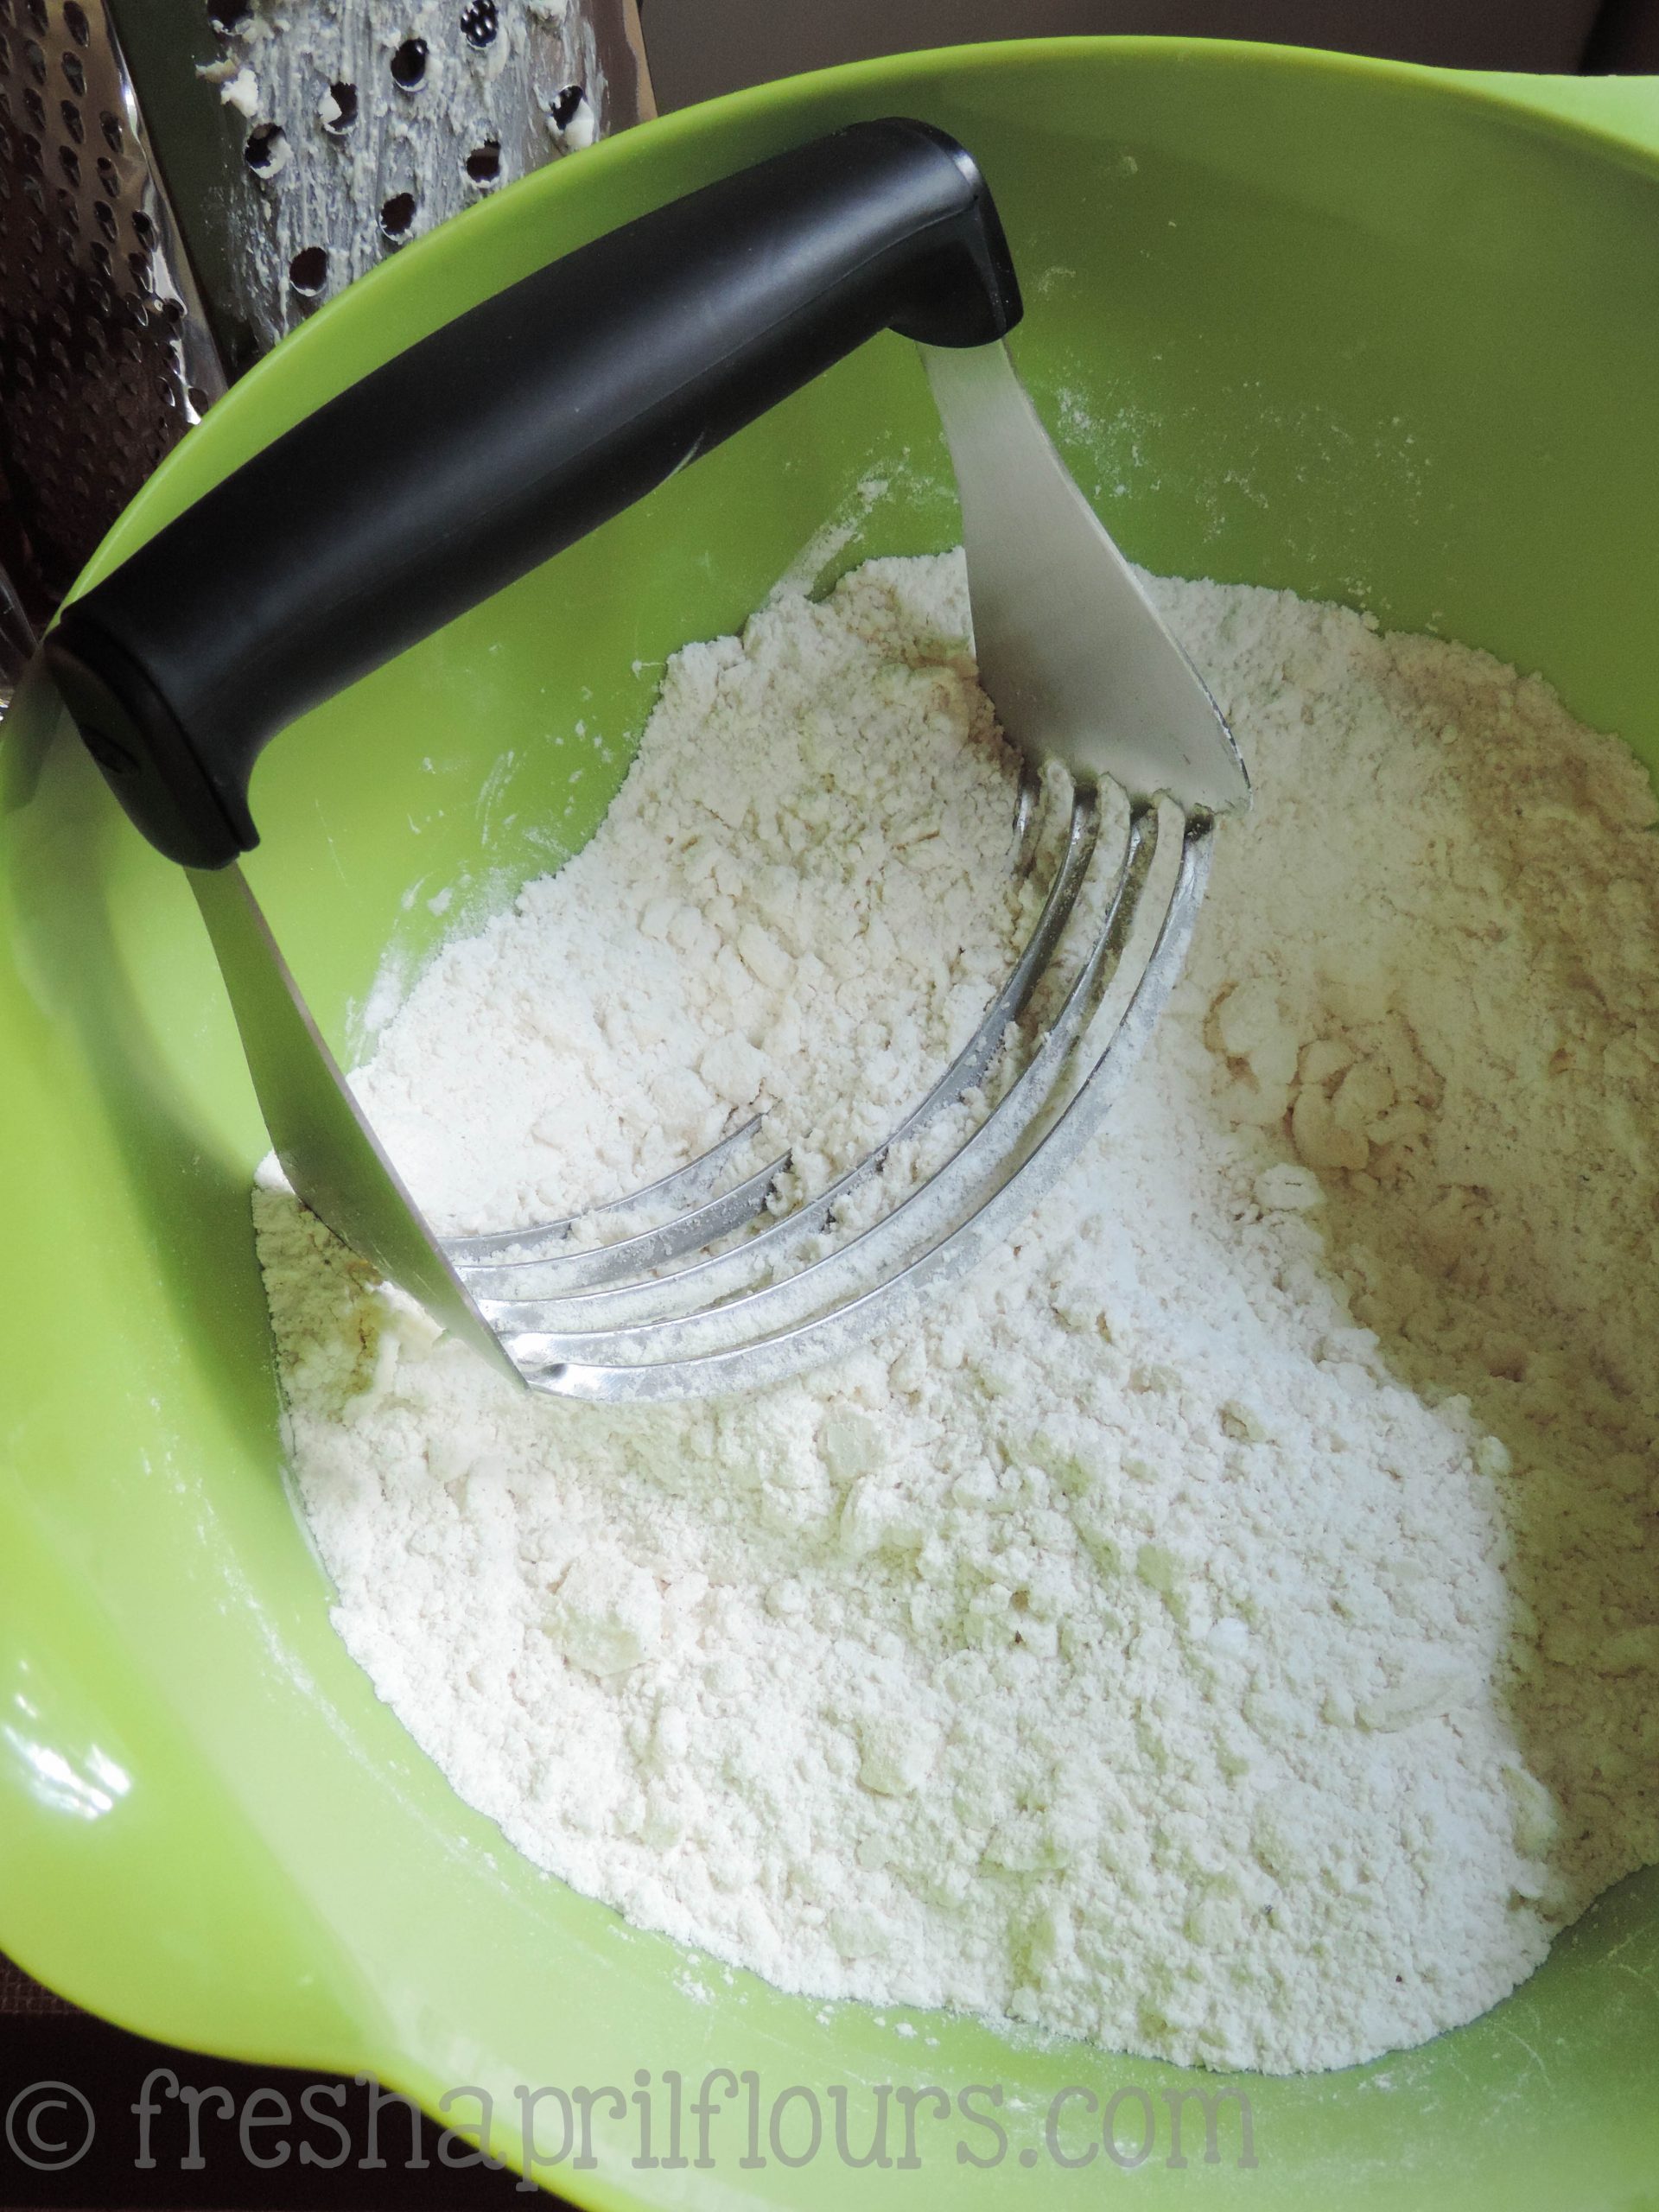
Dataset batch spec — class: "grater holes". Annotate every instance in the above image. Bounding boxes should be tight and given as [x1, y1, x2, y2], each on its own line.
[288, 243, 327, 298]
[548, 83, 594, 147]
[92, 195, 115, 240]
[463, 137, 500, 187]
[59, 95, 80, 143]
[22, 80, 41, 125]
[319, 79, 357, 135]
[54, 140, 73, 185]
[131, 207, 154, 248]
[460, 1, 498, 47]
[94, 152, 113, 192]
[390, 37, 427, 91]
[379, 189, 415, 243]
[60, 49, 82, 96]
[244, 120, 288, 180]
[99, 107, 120, 152]
[21, 33, 41, 81]
[61, 0, 89, 41]
[22, 0, 44, 32]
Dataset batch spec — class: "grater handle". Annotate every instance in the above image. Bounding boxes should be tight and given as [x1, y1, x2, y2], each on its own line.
[45, 118, 1021, 871]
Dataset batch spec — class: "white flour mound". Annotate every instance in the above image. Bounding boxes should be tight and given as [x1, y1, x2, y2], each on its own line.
[257, 554, 1659, 2075]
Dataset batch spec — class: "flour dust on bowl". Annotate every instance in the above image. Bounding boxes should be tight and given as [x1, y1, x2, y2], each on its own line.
[2, 38, 1657, 2212]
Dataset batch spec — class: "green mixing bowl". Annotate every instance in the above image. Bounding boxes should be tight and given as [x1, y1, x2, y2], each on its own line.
[3, 36, 1656, 2208]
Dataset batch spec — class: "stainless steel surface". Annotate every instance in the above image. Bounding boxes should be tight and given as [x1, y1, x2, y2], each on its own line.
[0, 0, 225, 639]
[0, 549, 35, 687]
[925, 340, 1249, 813]
[0, 0, 653, 686]
[446, 1115, 778, 1264]
[188, 860, 521, 1383]
[111, 0, 654, 372]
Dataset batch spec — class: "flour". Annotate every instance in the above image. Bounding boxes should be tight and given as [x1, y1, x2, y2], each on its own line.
[350, 556, 1032, 1235]
[256, 554, 1659, 2075]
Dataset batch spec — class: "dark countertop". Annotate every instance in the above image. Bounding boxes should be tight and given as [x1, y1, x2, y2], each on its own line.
[0, 1954, 554, 2209]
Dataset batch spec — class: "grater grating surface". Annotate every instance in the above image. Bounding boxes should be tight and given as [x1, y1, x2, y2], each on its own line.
[0, 0, 224, 624]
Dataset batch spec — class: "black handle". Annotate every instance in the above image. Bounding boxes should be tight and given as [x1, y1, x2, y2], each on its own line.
[47, 119, 1021, 870]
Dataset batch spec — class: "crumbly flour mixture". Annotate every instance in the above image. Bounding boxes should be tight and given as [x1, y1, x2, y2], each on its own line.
[257, 554, 1659, 2074]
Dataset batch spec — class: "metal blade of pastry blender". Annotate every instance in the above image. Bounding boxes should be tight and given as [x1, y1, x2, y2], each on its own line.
[4, 658, 505, 1372]
[188, 862, 521, 1383]
[922, 341, 1249, 815]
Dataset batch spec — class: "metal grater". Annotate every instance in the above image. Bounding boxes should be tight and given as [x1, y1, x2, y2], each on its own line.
[0, 0, 652, 685]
